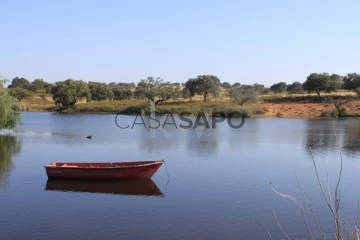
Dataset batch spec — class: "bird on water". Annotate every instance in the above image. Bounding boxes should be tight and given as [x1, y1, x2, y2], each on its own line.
[86, 135, 92, 140]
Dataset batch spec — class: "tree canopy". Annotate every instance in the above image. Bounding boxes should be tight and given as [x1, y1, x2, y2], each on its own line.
[286, 81, 304, 93]
[51, 79, 91, 110]
[112, 84, 133, 100]
[303, 73, 341, 97]
[9, 87, 32, 101]
[185, 75, 220, 102]
[29, 79, 53, 93]
[221, 82, 232, 90]
[88, 81, 113, 101]
[270, 82, 288, 93]
[342, 73, 360, 91]
[8, 77, 31, 90]
[134, 77, 180, 105]
[229, 85, 258, 106]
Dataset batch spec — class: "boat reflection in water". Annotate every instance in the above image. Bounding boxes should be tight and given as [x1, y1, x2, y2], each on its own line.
[45, 179, 163, 197]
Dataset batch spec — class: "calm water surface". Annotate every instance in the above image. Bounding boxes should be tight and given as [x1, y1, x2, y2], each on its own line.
[0, 112, 359, 239]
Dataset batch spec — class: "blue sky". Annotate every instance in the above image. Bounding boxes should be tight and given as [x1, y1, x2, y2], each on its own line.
[1, 0, 360, 86]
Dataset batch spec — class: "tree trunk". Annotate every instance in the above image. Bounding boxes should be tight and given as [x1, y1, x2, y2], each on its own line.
[203, 93, 207, 102]
[316, 90, 321, 98]
[334, 103, 342, 113]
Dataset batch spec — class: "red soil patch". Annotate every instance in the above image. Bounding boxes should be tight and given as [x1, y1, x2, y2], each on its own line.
[260, 100, 360, 118]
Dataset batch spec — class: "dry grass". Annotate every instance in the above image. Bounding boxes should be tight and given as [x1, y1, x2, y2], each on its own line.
[15, 92, 360, 118]
[73, 99, 147, 113]
[14, 95, 55, 112]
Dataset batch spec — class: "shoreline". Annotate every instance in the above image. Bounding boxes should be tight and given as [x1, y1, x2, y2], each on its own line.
[19, 108, 360, 119]
[16, 95, 360, 119]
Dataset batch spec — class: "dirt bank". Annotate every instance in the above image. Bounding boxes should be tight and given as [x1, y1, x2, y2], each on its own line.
[260, 100, 360, 118]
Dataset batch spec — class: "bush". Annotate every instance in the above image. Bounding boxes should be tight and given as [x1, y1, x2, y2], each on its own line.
[119, 105, 149, 115]
[9, 87, 32, 101]
[320, 109, 339, 118]
[339, 110, 360, 117]
[251, 106, 268, 115]
[212, 107, 252, 118]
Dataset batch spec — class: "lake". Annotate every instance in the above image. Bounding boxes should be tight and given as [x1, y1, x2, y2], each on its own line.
[0, 112, 359, 239]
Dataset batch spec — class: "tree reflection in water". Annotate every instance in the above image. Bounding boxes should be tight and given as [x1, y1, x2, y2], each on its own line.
[0, 134, 22, 187]
[305, 120, 360, 157]
[342, 121, 360, 157]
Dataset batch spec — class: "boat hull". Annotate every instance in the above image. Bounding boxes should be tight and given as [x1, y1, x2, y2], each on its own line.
[44, 161, 163, 180]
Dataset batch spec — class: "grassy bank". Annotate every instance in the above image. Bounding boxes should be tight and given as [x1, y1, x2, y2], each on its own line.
[73, 99, 268, 118]
[15, 92, 360, 118]
[14, 95, 56, 112]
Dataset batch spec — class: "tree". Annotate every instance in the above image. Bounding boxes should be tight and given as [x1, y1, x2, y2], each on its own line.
[184, 79, 197, 100]
[303, 73, 340, 98]
[270, 82, 288, 93]
[252, 83, 265, 93]
[9, 87, 32, 101]
[342, 73, 360, 91]
[328, 74, 343, 91]
[229, 85, 258, 106]
[323, 96, 355, 117]
[8, 77, 31, 90]
[286, 81, 304, 93]
[0, 80, 21, 129]
[51, 79, 91, 110]
[221, 82, 232, 96]
[112, 85, 133, 100]
[29, 79, 52, 93]
[110, 82, 136, 89]
[134, 77, 180, 105]
[185, 75, 220, 102]
[221, 82, 232, 90]
[88, 82, 113, 101]
[75, 80, 91, 101]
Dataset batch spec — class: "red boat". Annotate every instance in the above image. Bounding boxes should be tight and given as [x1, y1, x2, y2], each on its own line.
[44, 160, 164, 180]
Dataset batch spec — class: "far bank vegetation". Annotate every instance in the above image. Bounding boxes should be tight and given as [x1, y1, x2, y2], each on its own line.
[4, 72, 360, 118]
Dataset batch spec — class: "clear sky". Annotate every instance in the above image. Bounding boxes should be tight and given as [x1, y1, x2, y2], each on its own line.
[1, 0, 360, 86]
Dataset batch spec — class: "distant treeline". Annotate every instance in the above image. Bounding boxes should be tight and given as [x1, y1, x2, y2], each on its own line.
[5, 72, 360, 110]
